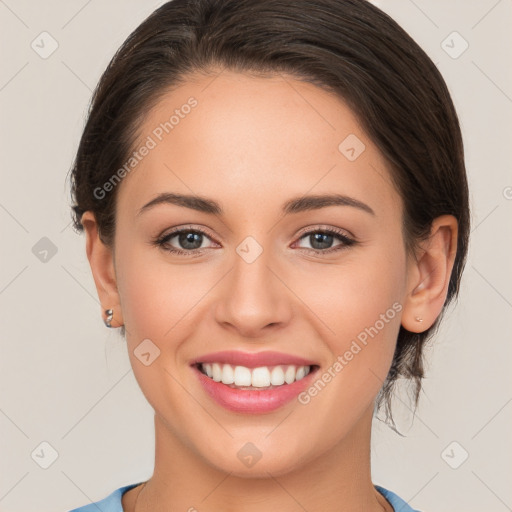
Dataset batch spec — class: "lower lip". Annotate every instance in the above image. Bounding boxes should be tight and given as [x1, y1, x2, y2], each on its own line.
[191, 365, 318, 414]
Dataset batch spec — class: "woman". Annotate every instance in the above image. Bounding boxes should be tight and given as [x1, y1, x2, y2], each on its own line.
[67, 0, 470, 510]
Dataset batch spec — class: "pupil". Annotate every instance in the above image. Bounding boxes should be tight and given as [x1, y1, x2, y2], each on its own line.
[311, 232, 333, 250]
[179, 232, 202, 249]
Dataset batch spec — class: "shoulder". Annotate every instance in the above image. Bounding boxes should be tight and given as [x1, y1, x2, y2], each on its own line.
[67, 483, 141, 512]
[375, 484, 423, 512]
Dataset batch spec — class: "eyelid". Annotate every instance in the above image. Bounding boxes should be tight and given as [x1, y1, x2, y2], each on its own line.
[158, 224, 219, 243]
[291, 225, 357, 254]
[153, 224, 357, 256]
[294, 224, 355, 241]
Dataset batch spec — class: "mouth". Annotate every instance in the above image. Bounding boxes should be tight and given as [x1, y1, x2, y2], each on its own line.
[189, 350, 321, 413]
[192, 362, 320, 390]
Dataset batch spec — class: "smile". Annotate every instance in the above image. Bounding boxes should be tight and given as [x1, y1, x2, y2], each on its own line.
[197, 362, 312, 389]
[192, 362, 320, 413]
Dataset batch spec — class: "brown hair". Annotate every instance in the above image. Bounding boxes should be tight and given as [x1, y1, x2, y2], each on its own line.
[68, 0, 470, 429]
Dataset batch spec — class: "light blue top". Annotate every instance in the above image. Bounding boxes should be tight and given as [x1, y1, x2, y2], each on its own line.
[68, 482, 421, 511]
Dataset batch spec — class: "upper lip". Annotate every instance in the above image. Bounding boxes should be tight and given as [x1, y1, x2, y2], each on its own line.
[190, 350, 318, 369]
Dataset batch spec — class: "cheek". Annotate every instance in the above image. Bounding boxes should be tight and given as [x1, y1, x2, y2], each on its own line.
[115, 238, 210, 339]
[292, 261, 404, 436]
[292, 240, 406, 387]
[114, 242, 201, 411]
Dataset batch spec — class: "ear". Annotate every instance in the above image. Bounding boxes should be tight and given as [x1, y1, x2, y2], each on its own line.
[81, 211, 124, 328]
[401, 215, 458, 333]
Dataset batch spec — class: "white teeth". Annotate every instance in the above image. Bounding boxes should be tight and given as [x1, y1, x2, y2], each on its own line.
[233, 365, 252, 386]
[270, 366, 285, 386]
[295, 366, 306, 381]
[203, 363, 213, 378]
[200, 363, 312, 388]
[211, 363, 222, 382]
[251, 367, 270, 387]
[221, 364, 234, 384]
[284, 365, 296, 384]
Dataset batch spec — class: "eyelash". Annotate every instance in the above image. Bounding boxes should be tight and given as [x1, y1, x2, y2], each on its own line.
[152, 225, 357, 257]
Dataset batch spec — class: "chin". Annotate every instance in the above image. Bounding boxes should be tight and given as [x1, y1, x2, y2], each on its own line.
[200, 441, 310, 479]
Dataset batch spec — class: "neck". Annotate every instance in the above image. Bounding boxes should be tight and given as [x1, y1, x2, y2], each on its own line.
[129, 403, 392, 512]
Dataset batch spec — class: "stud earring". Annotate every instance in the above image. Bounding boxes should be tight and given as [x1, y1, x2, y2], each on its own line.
[104, 308, 114, 328]
[414, 316, 423, 323]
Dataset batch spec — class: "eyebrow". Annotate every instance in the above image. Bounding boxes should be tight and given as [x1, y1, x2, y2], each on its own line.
[137, 192, 375, 217]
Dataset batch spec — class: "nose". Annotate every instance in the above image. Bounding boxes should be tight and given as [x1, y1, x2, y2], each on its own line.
[213, 246, 293, 338]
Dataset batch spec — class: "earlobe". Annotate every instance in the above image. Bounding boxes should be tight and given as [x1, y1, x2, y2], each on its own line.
[401, 215, 458, 333]
[80, 211, 124, 328]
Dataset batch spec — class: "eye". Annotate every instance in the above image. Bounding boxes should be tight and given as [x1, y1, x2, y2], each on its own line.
[152, 226, 218, 256]
[152, 225, 357, 257]
[293, 227, 357, 254]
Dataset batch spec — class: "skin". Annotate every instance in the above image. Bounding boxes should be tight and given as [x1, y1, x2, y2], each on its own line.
[81, 69, 458, 512]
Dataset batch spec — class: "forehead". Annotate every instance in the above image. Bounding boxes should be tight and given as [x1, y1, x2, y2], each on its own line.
[117, 69, 400, 221]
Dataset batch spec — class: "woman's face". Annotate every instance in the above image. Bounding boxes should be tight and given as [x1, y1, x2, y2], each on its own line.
[108, 70, 415, 476]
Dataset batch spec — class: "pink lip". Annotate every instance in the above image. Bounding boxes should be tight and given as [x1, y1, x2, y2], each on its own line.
[190, 350, 318, 368]
[191, 364, 319, 414]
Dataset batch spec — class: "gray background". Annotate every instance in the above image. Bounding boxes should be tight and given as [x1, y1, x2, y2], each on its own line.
[1, 1, 511, 510]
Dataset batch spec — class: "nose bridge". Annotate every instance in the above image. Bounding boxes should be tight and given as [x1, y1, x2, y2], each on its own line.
[214, 236, 291, 335]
